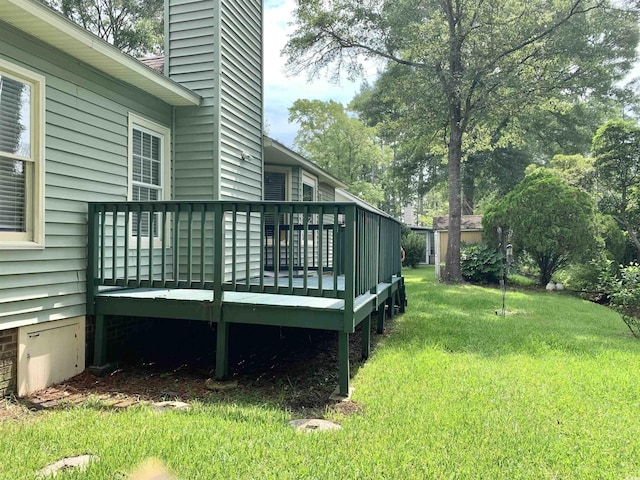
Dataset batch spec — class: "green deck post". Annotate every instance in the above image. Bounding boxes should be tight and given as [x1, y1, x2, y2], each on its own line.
[338, 331, 350, 396]
[377, 305, 385, 334]
[213, 203, 226, 378]
[362, 314, 371, 360]
[93, 314, 107, 366]
[215, 321, 229, 379]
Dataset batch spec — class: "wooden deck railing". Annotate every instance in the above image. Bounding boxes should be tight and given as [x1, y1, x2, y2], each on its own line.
[86, 201, 402, 314]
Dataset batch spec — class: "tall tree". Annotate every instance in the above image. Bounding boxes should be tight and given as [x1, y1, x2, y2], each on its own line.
[284, 0, 638, 281]
[46, 0, 164, 56]
[289, 99, 393, 208]
[591, 120, 640, 257]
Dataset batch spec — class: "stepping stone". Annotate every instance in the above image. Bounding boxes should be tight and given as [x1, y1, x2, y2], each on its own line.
[289, 418, 342, 432]
[151, 401, 190, 411]
[38, 455, 98, 478]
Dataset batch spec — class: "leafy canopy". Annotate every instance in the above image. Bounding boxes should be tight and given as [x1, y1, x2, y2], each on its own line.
[591, 120, 640, 256]
[46, 0, 164, 56]
[285, 0, 638, 282]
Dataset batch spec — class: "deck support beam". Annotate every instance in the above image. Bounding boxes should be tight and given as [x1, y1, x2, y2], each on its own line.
[93, 314, 107, 366]
[215, 322, 229, 380]
[338, 331, 350, 396]
[361, 315, 371, 360]
[386, 296, 394, 319]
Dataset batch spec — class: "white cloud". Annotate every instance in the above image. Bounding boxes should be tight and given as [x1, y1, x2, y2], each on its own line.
[263, 0, 378, 147]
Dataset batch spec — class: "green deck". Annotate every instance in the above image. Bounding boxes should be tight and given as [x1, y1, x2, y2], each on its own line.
[88, 201, 406, 396]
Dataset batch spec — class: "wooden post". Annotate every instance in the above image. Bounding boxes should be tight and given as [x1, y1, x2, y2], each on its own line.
[215, 321, 229, 380]
[377, 305, 385, 334]
[361, 315, 371, 360]
[93, 314, 107, 366]
[338, 331, 350, 396]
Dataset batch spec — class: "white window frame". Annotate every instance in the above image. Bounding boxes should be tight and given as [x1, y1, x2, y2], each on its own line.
[302, 171, 318, 202]
[127, 113, 171, 244]
[0, 59, 45, 249]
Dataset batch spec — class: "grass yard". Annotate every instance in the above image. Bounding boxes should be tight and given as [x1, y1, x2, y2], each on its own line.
[2, 266, 640, 479]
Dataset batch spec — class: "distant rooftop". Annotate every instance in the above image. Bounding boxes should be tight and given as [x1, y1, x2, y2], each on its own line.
[433, 215, 483, 231]
[139, 55, 164, 74]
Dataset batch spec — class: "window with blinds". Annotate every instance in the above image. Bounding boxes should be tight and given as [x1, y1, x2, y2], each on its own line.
[131, 127, 162, 237]
[0, 61, 43, 247]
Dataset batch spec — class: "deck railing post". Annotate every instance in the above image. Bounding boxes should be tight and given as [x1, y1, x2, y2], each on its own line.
[343, 205, 356, 333]
[86, 203, 99, 315]
[213, 203, 228, 379]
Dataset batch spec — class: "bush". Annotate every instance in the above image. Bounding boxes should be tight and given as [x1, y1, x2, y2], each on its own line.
[600, 262, 640, 337]
[402, 232, 427, 268]
[460, 243, 503, 284]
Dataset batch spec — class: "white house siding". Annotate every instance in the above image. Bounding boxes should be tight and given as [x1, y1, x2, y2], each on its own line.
[0, 23, 172, 331]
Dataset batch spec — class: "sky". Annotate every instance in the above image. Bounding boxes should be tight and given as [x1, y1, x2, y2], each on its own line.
[263, 0, 377, 147]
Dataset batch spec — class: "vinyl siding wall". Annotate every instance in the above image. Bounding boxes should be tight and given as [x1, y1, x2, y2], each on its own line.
[167, 0, 263, 280]
[166, 0, 263, 202]
[0, 24, 172, 331]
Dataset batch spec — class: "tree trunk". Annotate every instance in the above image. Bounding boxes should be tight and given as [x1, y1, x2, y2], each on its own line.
[443, 116, 463, 282]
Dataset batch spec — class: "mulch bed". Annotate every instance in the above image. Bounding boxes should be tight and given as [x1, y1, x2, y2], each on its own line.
[1, 321, 392, 420]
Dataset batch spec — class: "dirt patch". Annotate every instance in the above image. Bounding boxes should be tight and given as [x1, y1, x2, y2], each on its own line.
[1, 319, 395, 420]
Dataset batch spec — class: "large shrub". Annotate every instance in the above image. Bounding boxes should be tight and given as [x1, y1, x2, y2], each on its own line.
[460, 243, 503, 284]
[600, 263, 640, 337]
[483, 170, 598, 286]
[402, 232, 427, 268]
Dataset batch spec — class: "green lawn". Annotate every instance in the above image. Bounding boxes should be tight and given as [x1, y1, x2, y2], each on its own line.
[3, 266, 640, 479]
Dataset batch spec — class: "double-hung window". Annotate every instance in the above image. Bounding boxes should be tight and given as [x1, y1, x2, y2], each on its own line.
[0, 60, 45, 248]
[128, 114, 170, 239]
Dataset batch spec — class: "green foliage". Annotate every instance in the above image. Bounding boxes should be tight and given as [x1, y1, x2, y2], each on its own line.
[401, 232, 426, 268]
[285, 0, 639, 282]
[599, 263, 640, 337]
[591, 120, 640, 258]
[46, 0, 164, 55]
[483, 170, 598, 286]
[288, 99, 395, 212]
[544, 154, 596, 192]
[460, 243, 503, 284]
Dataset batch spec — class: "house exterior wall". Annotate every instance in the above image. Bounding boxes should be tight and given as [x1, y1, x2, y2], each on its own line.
[319, 182, 336, 202]
[435, 230, 484, 277]
[0, 329, 17, 397]
[0, 23, 172, 339]
[166, 0, 263, 201]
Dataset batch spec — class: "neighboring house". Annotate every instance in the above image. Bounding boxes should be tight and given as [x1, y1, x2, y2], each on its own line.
[0, 0, 404, 398]
[400, 205, 435, 265]
[408, 226, 435, 266]
[433, 215, 483, 278]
